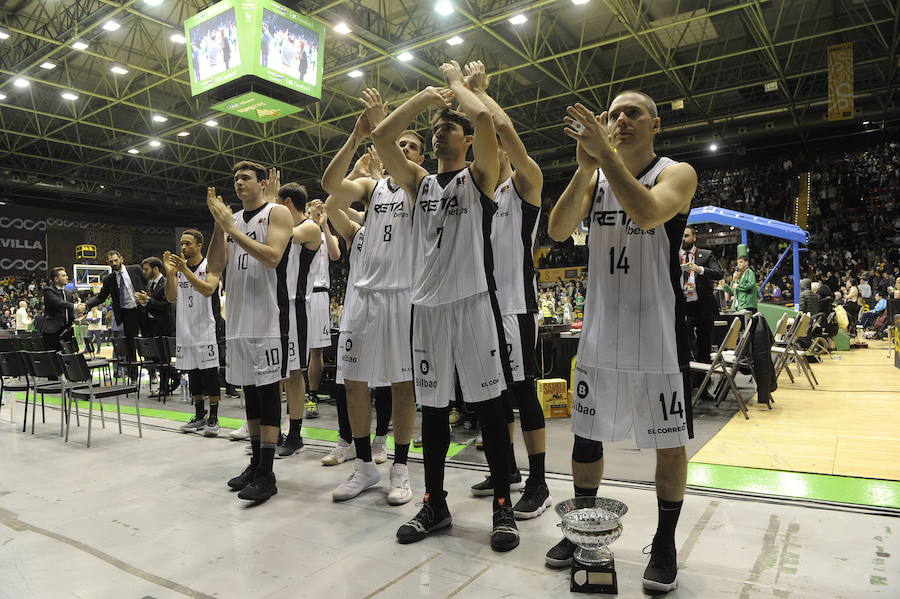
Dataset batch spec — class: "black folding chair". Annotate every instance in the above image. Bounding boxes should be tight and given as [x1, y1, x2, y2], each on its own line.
[22, 351, 76, 436]
[63, 338, 113, 386]
[59, 352, 141, 447]
[0, 350, 30, 425]
[135, 336, 165, 400]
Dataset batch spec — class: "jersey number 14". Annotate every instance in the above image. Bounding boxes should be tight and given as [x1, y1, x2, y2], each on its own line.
[609, 246, 630, 274]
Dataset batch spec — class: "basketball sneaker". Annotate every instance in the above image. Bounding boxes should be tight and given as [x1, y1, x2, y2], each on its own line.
[372, 435, 388, 464]
[228, 422, 249, 440]
[387, 463, 413, 506]
[180, 416, 207, 433]
[227, 464, 256, 491]
[276, 435, 304, 458]
[545, 537, 577, 568]
[491, 500, 519, 552]
[396, 493, 451, 544]
[237, 471, 278, 502]
[305, 398, 319, 419]
[642, 539, 678, 592]
[203, 418, 220, 437]
[321, 440, 355, 466]
[513, 482, 551, 519]
[332, 459, 380, 501]
[470, 470, 525, 496]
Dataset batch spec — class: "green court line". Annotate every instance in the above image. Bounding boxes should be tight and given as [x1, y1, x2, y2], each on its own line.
[8, 391, 468, 458]
[688, 462, 900, 509]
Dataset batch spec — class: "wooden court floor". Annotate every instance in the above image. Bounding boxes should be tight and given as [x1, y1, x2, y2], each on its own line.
[690, 341, 900, 481]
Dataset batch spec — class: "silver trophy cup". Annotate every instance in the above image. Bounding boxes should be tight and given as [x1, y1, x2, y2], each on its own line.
[556, 497, 628, 594]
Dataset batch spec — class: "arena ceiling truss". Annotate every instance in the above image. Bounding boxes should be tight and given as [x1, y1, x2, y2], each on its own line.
[0, 0, 897, 222]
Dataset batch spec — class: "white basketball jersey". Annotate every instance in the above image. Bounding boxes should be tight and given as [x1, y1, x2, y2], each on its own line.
[492, 177, 540, 314]
[286, 220, 318, 302]
[411, 167, 496, 307]
[339, 226, 365, 331]
[306, 232, 330, 298]
[356, 178, 413, 290]
[175, 258, 219, 347]
[578, 156, 690, 373]
[225, 202, 290, 340]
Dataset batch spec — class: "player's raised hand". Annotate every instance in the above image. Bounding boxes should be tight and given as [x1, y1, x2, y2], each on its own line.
[170, 252, 188, 273]
[564, 104, 613, 163]
[358, 88, 387, 132]
[575, 140, 600, 171]
[366, 146, 383, 178]
[207, 187, 234, 231]
[422, 86, 454, 108]
[264, 168, 281, 203]
[439, 60, 465, 86]
[162, 250, 175, 274]
[463, 60, 490, 92]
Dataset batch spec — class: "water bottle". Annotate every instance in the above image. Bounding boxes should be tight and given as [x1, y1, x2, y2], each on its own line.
[180, 375, 189, 402]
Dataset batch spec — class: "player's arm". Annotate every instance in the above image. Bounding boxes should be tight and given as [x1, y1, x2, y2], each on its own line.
[372, 87, 450, 198]
[322, 218, 341, 261]
[325, 194, 361, 246]
[465, 61, 542, 206]
[209, 191, 292, 269]
[205, 189, 228, 273]
[548, 142, 599, 242]
[565, 103, 695, 230]
[440, 61, 498, 195]
[162, 252, 179, 302]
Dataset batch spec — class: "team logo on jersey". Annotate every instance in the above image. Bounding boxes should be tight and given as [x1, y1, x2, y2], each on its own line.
[373, 201, 409, 218]
[419, 195, 467, 216]
[500, 184, 510, 192]
[419, 359, 429, 375]
[422, 181, 430, 194]
[456, 175, 467, 185]
[576, 380, 589, 399]
[258, 217, 266, 224]
[592, 209, 655, 235]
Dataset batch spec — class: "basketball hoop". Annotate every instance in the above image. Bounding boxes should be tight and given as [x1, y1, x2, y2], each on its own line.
[572, 231, 587, 246]
[90, 281, 102, 294]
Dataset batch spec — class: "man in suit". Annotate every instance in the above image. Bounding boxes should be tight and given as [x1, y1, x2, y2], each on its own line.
[680, 227, 724, 400]
[41, 266, 80, 353]
[85, 250, 148, 377]
[137, 256, 176, 394]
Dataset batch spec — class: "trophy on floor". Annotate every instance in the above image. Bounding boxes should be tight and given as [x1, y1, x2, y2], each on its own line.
[556, 497, 628, 594]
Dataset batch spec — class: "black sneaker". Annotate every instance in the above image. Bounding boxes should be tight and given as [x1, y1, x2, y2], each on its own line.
[642, 539, 678, 593]
[513, 482, 551, 520]
[490, 502, 519, 552]
[470, 471, 525, 496]
[545, 537, 577, 568]
[276, 435, 304, 458]
[396, 494, 452, 544]
[238, 471, 278, 502]
[226, 387, 241, 398]
[227, 464, 256, 491]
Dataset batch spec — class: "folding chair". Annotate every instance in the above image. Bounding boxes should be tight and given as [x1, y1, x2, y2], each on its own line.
[112, 337, 150, 388]
[59, 353, 141, 448]
[0, 350, 29, 424]
[807, 313, 835, 360]
[719, 318, 761, 411]
[62, 338, 113, 386]
[772, 312, 817, 389]
[771, 313, 790, 346]
[690, 318, 750, 418]
[22, 351, 78, 436]
[136, 337, 166, 400]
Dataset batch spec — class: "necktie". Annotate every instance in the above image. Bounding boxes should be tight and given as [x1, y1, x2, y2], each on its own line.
[118, 271, 127, 308]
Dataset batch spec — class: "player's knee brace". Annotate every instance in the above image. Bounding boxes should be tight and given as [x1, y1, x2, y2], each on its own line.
[202, 367, 220, 397]
[187, 370, 203, 397]
[572, 435, 603, 463]
[257, 383, 281, 427]
[514, 379, 545, 432]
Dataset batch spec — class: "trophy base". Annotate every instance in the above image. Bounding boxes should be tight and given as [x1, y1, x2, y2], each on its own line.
[570, 556, 617, 594]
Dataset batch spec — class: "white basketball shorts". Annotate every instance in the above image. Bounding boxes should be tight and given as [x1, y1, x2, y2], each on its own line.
[412, 292, 510, 408]
[175, 343, 219, 371]
[285, 299, 307, 374]
[306, 291, 332, 349]
[225, 337, 288, 387]
[337, 288, 412, 387]
[501, 312, 539, 383]
[571, 364, 693, 449]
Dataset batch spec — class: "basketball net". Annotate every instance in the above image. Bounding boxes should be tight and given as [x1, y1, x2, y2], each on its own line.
[572, 230, 587, 246]
[90, 282, 102, 295]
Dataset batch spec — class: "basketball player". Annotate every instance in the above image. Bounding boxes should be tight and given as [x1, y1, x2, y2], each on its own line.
[206, 161, 293, 503]
[545, 92, 697, 593]
[162, 230, 222, 436]
[462, 61, 551, 518]
[321, 89, 424, 506]
[303, 199, 340, 419]
[272, 173, 322, 458]
[371, 61, 518, 551]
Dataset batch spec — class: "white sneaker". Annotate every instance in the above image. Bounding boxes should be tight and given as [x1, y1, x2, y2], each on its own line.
[229, 422, 249, 441]
[321, 441, 355, 466]
[387, 463, 413, 506]
[372, 435, 388, 464]
[332, 459, 380, 502]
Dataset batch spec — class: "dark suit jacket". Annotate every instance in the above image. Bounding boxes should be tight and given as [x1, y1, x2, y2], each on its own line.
[86, 264, 148, 322]
[41, 286, 76, 335]
[686, 247, 724, 314]
[144, 276, 174, 336]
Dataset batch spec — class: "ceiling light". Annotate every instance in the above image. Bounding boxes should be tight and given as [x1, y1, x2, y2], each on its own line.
[72, 40, 89, 50]
[204, 119, 218, 127]
[170, 33, 186, 44]
[348, 69, 363, 78]
[671, 98, 685, 110]
[177, 131, 190, 137]
[862, 121, 870, 125]
[509, 14, 527, 25]
[102, 20, 121, 32]
[128, 148, 140, 154]
[13, 78, 29, 88]
[110, 65, 128, 75]
[571, 0, 590, 4]
[0, 31, 10, 40]
[40, 61, 56, 70]
[0, 92, 7, 100]
[61, 92, 79, 101]
[149, 140, 161, 147]
[709, 143, 718, 151]
[397, 51, 414, 62]
[144, 0, 164, 6]
[152, 114, 168, 123]
[334, 22, 351, 35]
[446, 36, 463, 46]
[435, 1, 454, 15]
